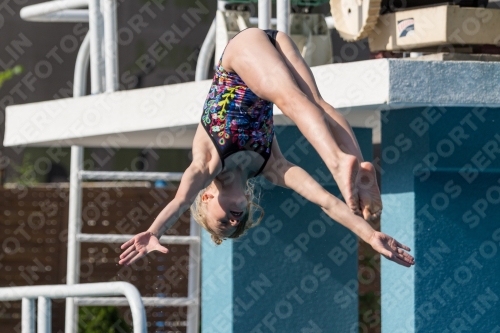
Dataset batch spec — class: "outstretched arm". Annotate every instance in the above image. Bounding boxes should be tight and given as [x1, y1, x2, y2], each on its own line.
[147, 160, 215, 237]
[119, 159, 216, 266]
[262, 139, 414, 267]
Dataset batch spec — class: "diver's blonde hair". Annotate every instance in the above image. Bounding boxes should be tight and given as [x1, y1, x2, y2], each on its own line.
[190, 180, 264, 245]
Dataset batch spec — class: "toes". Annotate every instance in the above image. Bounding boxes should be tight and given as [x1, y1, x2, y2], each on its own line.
[362, 209, 372, 221]
[349, 204, 362, 217]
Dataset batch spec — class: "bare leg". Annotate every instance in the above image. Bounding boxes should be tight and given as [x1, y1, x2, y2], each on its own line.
[222, 28, 360, 215]
[272, 31, 382, 221]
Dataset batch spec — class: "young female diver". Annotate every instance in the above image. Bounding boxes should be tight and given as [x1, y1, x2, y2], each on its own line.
[119, 28, 415, 268]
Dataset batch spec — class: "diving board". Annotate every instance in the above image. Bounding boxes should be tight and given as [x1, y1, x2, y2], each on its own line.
[5, 58, 500, 148]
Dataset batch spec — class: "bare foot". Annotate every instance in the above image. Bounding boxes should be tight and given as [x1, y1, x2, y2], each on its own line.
[331, 153, 361, 216]
[357, 161, 382, 222]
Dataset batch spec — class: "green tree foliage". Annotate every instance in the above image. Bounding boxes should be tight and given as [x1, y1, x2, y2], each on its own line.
[0, 65, 23, 89]
[6, 152, 39, 186]
[78, 306, 131, 333]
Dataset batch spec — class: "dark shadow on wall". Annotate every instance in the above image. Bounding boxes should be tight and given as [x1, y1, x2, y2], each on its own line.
[330, 29, 371, 63]
[46, 163, 68, 183]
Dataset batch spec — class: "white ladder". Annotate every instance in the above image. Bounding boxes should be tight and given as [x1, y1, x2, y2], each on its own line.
[67, 167, 201, 333]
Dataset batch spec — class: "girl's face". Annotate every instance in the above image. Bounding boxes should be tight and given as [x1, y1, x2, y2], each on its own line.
[203, 185, 248, 238]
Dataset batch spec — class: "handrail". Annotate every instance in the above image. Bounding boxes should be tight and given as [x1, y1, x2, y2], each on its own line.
[77, 233, 200, 244]
[79, 170, 184, 181]
[74, 296, 197, 306]
[195, 18, 216, 81]
[74, 32, 91, 98]
[20, 0, 89, 22]
[0, 282, 146, 333]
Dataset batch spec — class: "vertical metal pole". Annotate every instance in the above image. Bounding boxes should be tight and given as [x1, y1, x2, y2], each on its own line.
[65, 31, 91, 333]
[65, 145, 84, 333]
[21, 298, 35, 333]
[103, 0, 118, 92]
[277, 0, 290, 34]
[258, 0, 271, 30]
[191, 32, 210, 332]
[37, 297, 51, 333]
[186, 217, 201, 333]
[89, 0, 105, 93]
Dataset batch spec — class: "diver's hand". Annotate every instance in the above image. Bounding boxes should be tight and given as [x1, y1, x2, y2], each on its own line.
[119, 231, 168, 266]
[368, 231, 414, 267]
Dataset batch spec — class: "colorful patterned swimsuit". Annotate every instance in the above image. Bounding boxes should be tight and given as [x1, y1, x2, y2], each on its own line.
[201, 29, 278, 176]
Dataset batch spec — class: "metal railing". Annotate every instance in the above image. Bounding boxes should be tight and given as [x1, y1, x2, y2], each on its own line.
[0, 282, 147, 333]
[20, 0, 89, 22]
[79, 170, 184, 181]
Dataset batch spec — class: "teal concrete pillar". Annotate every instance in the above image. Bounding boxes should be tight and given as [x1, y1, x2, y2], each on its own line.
[202, 125, 373, 333]
[381, 107, 500, 333]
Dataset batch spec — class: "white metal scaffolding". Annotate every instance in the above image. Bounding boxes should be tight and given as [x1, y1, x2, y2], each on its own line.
[19, 0, 202, 332]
